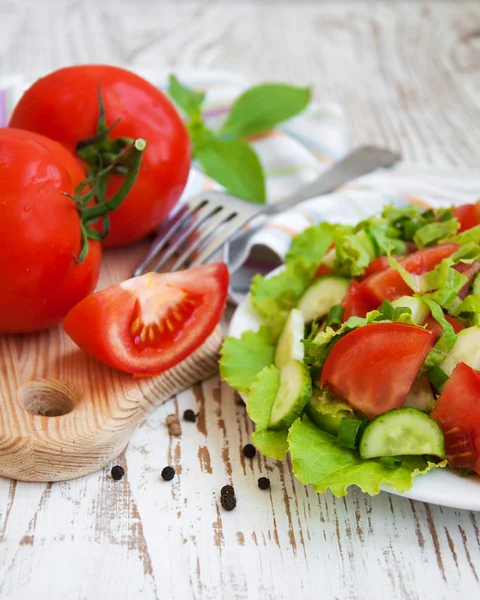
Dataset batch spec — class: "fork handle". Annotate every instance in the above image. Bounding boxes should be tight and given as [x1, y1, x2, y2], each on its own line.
[263, 146, 400, 216]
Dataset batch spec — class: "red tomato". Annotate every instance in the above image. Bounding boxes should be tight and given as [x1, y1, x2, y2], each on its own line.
[320, 323, 436, 419]
[359, 243, 460, 304]
[9, 65, 191, 247]
[361, 256, 391, 279]
[425, 314, 464, 339]
[451, 202, 480, 233]
[63, 264, 229, 375]
[0, 128, 101, 333]
[430, 362, 480, 474]
[342, 281, 378, 320]
[314, 264, 334, 278]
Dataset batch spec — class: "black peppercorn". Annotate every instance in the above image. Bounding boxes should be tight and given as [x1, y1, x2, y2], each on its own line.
[183, 409, 197, 422]
[111, 465, 124, 480]
[220, 484, 235, 497]
[242, 443, 256, 459]
[258, 477, 270, 490]
[161, 466, 175, 481]
[221, 493, 237, 511]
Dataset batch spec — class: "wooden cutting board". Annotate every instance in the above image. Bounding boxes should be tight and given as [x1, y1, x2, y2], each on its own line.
[0, 240, 223, 482]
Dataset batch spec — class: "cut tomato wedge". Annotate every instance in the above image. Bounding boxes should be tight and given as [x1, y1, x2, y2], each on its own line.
[359, 243, 460, 304]
[320, 322, 436, 419]
[430, 362, 480, 474]
[63, 263, 229, 375]
[342, 280, 378, 320]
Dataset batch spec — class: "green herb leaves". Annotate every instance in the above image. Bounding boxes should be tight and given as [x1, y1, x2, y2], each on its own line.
[168, 74, 205, 119]
[222, 83, 311, 137]
[168, 75, 311, 204]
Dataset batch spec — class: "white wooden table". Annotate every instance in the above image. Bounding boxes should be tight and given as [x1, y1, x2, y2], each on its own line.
[1, 1, 480, 598]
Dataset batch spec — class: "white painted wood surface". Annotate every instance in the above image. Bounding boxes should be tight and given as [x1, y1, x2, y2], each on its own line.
[1, 1, 480, 598]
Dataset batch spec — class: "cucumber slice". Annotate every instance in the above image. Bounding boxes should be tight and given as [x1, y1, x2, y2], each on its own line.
[402, 375, 435, 412]
[359, 407, 445, 459]
[391, 295, 430, 326]
[439, 326, 480, 377]
[269, 360, 312, 429]
[297, 276, 350, 323]
[275, 309, 305, 369]
[305, 394, 351, 435]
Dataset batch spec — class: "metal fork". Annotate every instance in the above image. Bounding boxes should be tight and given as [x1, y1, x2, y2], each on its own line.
[134, 145, 400, 276]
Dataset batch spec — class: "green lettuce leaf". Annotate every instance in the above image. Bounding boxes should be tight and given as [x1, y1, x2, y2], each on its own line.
[288, 416, 446, 497]
[421, 296, 457, 370]
[333, 228, 376, 277]
[251, 429, 289, 461]
[250, 258, 312, 339]
[219, 327, 275, 393]
[414, 219, 459, 248]
[448, 225, 480, 246]
[247, 365, 279, 428]
[311, 388, 354, 416]
[285, 222, 335, 272]
[453, 294, 480, 325]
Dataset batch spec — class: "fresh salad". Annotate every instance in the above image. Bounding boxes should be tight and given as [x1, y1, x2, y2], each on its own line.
[220, 202, 480, 496]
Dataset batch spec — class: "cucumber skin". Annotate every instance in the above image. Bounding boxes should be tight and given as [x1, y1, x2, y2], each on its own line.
[269, 361, 312, 430]
[306, 397, 349, 436]
[359, 407, 446, 459]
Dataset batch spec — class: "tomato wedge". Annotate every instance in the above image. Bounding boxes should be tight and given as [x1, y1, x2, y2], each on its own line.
[342, 281, 378, 320]
[430, 362, 480, 474]
[451, 202, 480, 233]
[63, 263, 229, 375]
[359, 243, 460, 304]
[320, 322, 436, 419]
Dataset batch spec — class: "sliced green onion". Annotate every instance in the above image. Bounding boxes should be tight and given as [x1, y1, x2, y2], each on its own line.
[379, 456, 403, 469]
[326, 304, 344, 327]
[427, 365, 449, 391]
[337, 417, 364, 449]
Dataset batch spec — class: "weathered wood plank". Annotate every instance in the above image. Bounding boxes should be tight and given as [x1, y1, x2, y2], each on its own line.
[0, 1, 479, 599]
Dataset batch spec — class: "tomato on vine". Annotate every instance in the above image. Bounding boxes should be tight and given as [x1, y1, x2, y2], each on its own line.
[0, 128, 145, 333]
[9, 65, 191, 247]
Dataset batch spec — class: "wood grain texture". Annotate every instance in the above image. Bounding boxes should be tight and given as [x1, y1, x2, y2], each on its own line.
[0, 1, 480, 599]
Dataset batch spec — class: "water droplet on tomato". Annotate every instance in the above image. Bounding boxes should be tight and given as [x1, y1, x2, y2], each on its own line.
[24, 268, 30, 275]
[23, 205, 30, 212]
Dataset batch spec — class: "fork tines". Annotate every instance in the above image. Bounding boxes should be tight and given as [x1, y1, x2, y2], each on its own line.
[133, 192, 250, 276]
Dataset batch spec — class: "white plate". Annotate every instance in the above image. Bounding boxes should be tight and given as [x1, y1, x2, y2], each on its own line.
[228, 294, 480, 511]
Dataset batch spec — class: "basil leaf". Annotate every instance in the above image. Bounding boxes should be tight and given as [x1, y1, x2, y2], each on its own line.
[221, 83, 311, 137]
[194, 129, 266, 203]
[168, 75, 205, 119]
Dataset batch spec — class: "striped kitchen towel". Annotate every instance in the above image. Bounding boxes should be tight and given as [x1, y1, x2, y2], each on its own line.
[2, 69, 480, 301]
